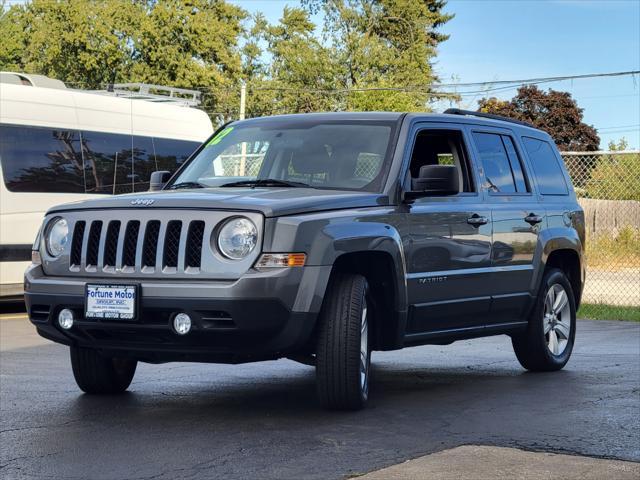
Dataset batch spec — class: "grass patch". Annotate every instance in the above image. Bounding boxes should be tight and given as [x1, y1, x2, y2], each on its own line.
[578, 303, 640, 322]
[586, 227, 640, 269]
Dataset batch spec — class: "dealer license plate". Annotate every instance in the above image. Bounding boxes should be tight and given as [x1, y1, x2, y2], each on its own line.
[85, 284, 137, 320]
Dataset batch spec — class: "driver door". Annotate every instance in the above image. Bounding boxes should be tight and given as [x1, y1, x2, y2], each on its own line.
[400, 124, 493, 335]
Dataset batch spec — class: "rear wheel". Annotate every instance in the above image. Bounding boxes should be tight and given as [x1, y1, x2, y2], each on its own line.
[512, 268, 576, 371]
[70, 347, 137, 394]
[316, 273, 371, 410]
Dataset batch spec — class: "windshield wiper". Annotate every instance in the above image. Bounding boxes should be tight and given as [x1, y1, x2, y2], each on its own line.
[169, 181, 206, 190]
[219, 178, 313, 188]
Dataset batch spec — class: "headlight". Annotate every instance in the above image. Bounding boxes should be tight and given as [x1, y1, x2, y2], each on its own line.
[217, 217, 257, 260]
[46, 217, 69, 257]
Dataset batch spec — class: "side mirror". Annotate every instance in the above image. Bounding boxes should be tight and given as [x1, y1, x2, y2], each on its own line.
[404, 165, 459, 201]
[149, 171, 171, 191]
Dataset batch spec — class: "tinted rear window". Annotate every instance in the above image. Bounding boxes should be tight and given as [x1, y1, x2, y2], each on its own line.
[0, 125, 84, 193]
[522, 137, 568, 195]
[0, 124, 200, 194]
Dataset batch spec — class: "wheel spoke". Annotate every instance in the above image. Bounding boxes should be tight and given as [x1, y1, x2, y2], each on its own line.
[555, 319, 570, 340]
[548, 329, 559, 355]
[553, 289, 568, 313]
[546, 288, 555, 313]
[544, 319, 553, 334]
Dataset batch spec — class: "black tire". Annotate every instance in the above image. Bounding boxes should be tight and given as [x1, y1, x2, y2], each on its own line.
[512, 268, 577, 371]
[70, 347, 137, 394]
[316, 273, 371, 410]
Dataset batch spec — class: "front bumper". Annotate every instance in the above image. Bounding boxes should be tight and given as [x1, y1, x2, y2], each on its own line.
[24, 264, 332, 363]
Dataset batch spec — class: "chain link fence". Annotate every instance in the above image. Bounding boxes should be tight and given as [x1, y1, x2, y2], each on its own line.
[561, 151, 640, 316]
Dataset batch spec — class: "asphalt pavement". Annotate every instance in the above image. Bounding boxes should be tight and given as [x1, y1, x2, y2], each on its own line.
[1, 310, 638, 479]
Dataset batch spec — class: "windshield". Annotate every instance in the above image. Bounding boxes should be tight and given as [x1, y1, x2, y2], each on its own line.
[170, 120, 396, 192]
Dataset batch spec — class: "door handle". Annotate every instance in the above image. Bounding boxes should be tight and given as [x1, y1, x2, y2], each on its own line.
[524, 213, 543, 225]
[467, 214, 488, 226]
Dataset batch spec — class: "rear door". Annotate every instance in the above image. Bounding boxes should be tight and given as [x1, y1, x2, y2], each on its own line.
[469, 128, 541, 325]
[399, 123, 493, 335]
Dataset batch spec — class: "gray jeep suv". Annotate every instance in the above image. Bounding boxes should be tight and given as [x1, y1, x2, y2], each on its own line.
[25, 110, 585, 410]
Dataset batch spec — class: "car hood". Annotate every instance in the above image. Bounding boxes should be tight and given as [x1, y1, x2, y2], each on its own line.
[48, 187, 390, 217]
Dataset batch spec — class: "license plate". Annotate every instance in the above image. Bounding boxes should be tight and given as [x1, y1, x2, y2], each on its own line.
[85, 284, 137, 320]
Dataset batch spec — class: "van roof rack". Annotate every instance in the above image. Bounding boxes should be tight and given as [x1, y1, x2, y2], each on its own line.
[443, 108, 535, 128]
[92, 83, 202, 107]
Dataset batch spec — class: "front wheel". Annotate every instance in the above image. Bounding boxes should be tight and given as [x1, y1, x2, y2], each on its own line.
[70, 347, 137, 394]
[316, 273, 371, 410]
[512, 268, 576, 371]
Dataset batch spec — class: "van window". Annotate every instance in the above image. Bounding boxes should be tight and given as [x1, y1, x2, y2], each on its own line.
[133, 136, 156, 192]
[154, 137, 199, 173]
[0, 124, 201, 194]
[81, 131, 134, 194]
[522, 137, 568, 195]
[0, 125, 84, 193]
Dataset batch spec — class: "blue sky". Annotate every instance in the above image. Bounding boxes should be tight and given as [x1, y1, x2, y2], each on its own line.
[231, 0, 640, 150]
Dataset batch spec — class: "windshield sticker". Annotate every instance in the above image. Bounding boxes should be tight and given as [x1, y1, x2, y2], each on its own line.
[206, 127, 234, 147]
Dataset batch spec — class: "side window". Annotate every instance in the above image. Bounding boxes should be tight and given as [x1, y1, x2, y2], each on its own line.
[0, 125, 84, 193]
[522, 137, 568, 195]
[408, 129, 474, 193]
[473, 132, 529, 194]
[153, 138, 200, 173]
[502, 136, 529, 193]
[81, 131, 133, 194]
[132, 136, 156, 192]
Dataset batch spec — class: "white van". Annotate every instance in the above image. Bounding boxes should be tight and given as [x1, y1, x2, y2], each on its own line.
[0, 73, 214, 298]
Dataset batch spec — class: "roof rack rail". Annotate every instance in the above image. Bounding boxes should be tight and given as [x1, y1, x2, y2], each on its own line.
[443, 108, 535, 128]
[90, 83, 202, 106]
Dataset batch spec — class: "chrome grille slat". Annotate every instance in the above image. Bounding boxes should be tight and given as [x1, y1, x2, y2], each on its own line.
[154, 221, 169, 272]
[96, 221, 109, 271]
[114, 221, 127, 271]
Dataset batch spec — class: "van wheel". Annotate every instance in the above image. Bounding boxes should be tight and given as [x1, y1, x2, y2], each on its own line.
[316, 273, 371, 410]
[512, 268, 576, 371]
[70, 347, 137, 394]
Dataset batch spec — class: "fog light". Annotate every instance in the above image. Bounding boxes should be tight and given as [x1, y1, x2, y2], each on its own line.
[58, 309, 74, 330]
[173, 313, 192, 335]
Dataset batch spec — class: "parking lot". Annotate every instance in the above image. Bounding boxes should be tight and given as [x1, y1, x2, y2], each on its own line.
[1, 309, 638, 479]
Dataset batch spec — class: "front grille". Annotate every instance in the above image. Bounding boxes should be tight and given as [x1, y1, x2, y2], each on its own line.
[142, 220, 161, 269]
[185, 221, 205, 269]
[122, 221, 140, 268]
[86, 221, 103, 268]
[163, 221, 182, 269]
[70, 221, 85, 267]
[69, 217, 208, 274]
[103, 221, 121, 268]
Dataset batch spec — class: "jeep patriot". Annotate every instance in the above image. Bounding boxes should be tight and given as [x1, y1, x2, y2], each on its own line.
[25, 110, 585, 410]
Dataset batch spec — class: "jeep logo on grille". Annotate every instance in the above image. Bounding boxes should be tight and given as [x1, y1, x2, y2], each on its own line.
[130, 199, 155, 206]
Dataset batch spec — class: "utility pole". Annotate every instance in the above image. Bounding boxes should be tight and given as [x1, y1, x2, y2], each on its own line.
[239, 80, 246, 120]
[239, 80, 247, 176]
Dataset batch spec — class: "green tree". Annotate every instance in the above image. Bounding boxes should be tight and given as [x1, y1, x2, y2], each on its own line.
[303, 0, 455, 111]
[0, 0, 141, 87]
[0, 0, 247, 120]
[585, 138, 639, 201]
[478, 85, 600, 151]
